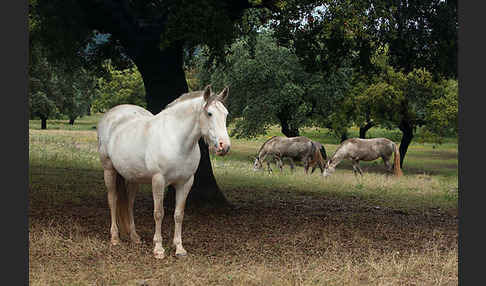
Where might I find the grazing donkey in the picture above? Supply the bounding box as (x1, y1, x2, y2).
(97, 85, 231, 259)
(323, 138, 403, 177)
(253, 136, 324, 174)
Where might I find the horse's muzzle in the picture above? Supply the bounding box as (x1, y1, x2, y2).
(215, 143, 230, 156)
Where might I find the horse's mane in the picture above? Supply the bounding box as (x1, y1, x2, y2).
(257, 136, 278, 157)
(164, 91, 204, 110)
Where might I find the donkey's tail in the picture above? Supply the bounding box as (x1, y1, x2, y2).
(393, 144, 403, 177)
(310, 142, 326, 174)
(319, 145, 327, 161)
(115, 172, 131, 236)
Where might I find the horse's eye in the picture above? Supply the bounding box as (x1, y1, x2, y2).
(207, 112, 212, 117)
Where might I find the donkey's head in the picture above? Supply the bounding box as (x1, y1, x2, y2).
(252, 156, 263, 171)
(322, 159, 335, 177)
(200, 85, 231, 156)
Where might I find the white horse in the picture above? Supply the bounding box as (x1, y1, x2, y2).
(97, 85, 231, 259)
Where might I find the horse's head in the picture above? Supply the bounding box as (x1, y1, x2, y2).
(200, 85, 231, 156)
(322, 159, 335, 177)
(252, 156, 262, 171)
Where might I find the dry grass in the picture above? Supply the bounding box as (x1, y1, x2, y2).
(29, 123, 457, 286)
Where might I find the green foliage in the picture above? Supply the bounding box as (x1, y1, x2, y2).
(358, 66, 438, 131)
(425, 79, 458, 138)
(57, 68, 97, 122)
(197, 32, 312, 138)
(92, 62, 146, 112)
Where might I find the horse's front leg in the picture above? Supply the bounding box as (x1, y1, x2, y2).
(151, 173, 166, 259)
(172, 175, 194, 257)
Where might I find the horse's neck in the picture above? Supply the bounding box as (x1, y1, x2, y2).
(330, 149, 345, 167)
(153, 98, 203, 151)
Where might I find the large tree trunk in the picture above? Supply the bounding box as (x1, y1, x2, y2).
(340, 130, 348, 143)
(281, 120, 300, 137)
(40, 116, 47, 130)
(359, 121, 374, 139)
(398, 120, 414, 168)
(133, 43, 229, 208)
(278, 112, 299, 137)
(69, 118, 75, 125)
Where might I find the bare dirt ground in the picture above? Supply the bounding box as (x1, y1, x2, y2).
(29, 171, 457, 286)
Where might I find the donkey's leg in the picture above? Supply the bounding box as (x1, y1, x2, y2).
(126, 182, 141, 244)
(152, 173, 166, 259)
(172, 176, 194, 257)
(275, 155, 284, 172)
(352, 160, 363, 176)
(104, 169, 120, 245)
(382, 156, 393, 174)
(266, 160, 273, 174)
(304, 157, 310, 174)
(288, 158, 295, 172)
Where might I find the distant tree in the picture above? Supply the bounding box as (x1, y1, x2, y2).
(197, 31, 353, 140)
(359, 66, 440, 167)
(29, 46, 62, 129)
(58, 68, 97, 125)
(199, 32, 310, 138)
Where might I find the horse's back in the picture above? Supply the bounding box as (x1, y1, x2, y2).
(97, 105, 153, 158)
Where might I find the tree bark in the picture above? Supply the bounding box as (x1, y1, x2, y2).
(278, 112, 299, 137)
(281, 121, 300, 137)
(398, 120, 414, 168)
(132, 43, 229, 208)
(340, 131, 348, 143)
(359, 121, 374, 139)
(40, 116, 47, 130)
(69, 118, 75, 125)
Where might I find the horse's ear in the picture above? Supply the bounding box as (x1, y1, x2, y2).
(203, 85, 212, 101)
(218, 86, 229, 102)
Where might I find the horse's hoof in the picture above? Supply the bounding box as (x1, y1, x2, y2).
(111, 239, 121, 246)
(154, 251, 166, 259)
(153, 248, 166, 259)
(175, 252, 188, 259)
(131, 234, 142, 244)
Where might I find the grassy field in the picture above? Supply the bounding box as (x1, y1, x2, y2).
(29, 114, 458, 285)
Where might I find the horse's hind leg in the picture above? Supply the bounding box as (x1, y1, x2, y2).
(126, 182, 141, 244)
(172, 175, 194, 257)
(151, 173, 167, 259)
(104, 169, 120, 245)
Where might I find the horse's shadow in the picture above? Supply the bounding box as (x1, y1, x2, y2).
(29, 165, 457, 259)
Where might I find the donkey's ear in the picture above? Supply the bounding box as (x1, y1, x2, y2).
(218, 86, 229, 102)
(203, 85, 212, 101)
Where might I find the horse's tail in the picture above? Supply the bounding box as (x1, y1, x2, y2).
(393, 144, 403, 177)
(115, 172, 131, 236)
